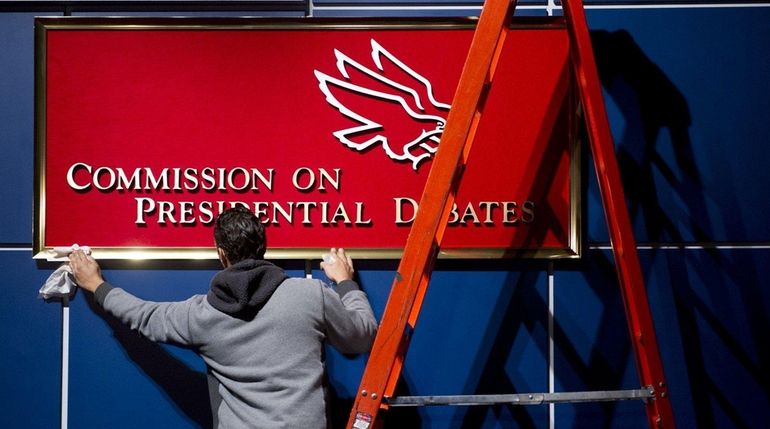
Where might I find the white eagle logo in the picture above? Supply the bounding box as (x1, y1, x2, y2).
(314, 39, 451, 170)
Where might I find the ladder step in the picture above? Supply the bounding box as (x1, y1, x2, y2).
(386, 388, 654, 407)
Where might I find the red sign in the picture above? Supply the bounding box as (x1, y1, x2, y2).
(35, 17, 581, 259)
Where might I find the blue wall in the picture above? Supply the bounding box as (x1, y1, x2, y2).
(2, 2, 769, 428)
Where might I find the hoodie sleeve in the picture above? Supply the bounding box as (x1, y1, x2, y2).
(322, 280, 378, 354)
(95, 282, 201, 346)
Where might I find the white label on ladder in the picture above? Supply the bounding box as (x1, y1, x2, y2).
(352, 411, 372, 429)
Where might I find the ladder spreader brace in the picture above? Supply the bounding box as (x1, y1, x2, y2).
(346, 0, 676, 428)
(386, 388, 655, 407)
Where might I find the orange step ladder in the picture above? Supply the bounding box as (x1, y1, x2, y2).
(346, 0, 676, 428)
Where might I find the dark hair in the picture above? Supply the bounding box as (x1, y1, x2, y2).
(214, 206, 266, 263)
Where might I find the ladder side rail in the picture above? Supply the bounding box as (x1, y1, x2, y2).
(346, 1, 515, 427)
(560, 0, 676, 427)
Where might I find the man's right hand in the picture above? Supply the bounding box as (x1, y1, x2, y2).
(320, 248, 354, 283)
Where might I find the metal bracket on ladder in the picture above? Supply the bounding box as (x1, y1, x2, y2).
(346, 0, 677, 427)
(387, 387, 655, 407)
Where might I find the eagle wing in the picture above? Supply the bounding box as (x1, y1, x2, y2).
(314, 39, 450, 169)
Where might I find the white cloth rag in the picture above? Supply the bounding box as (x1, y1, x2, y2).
(39, 244, 92, 299)
(45, 243, 91, 262)
(39, 264, 76, 299)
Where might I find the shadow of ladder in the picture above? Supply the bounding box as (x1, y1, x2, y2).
(345, 0, 677, 428)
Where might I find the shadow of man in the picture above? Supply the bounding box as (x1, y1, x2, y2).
(84, 292, 214, 428)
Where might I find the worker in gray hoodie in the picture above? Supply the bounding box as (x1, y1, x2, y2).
(68, 205, 378, 428)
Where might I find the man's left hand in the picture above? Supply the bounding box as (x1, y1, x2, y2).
(68, 250, 105, 293)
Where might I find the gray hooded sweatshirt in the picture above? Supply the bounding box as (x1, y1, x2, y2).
(93, 259, 377, 428)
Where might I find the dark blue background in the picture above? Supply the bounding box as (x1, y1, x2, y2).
(1, 2, 768, 427)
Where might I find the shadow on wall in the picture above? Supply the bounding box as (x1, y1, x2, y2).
(590, 29, 698, 243)
(591, 29, 770, 428)
(455, 269, 549, 429)
(84, 294, 214, 428)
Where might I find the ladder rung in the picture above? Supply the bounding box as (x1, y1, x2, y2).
(386, 388, 655, 407)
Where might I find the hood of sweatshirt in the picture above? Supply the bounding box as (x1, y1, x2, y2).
(206, 259, 289, 320)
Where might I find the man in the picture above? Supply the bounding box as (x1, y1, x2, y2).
(69, 206, 378, 428)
